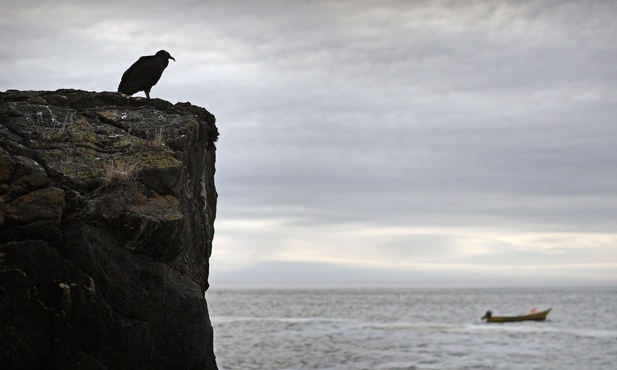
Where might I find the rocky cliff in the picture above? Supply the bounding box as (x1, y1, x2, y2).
(0, 89, 219, 369)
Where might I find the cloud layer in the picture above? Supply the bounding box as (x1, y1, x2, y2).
(2, 0, 616, 286)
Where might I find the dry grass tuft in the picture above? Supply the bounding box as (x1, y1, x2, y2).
(101, 159, 141, 186)
(32, 111, 74, 142)
(128, 127, 166, 152)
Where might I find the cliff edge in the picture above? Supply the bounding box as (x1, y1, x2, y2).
(0, 89, 218, 369)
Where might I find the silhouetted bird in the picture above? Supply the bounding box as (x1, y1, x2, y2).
(118, 50, 175, 99)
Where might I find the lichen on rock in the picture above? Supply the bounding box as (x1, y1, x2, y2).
(0, 89, 219, 369)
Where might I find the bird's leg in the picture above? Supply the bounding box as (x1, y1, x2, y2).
(144, 89, 151, 99)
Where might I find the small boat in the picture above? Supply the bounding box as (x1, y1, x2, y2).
(482, 308, 551, 323)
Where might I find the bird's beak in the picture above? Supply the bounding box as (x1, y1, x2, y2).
(170, 56, 176, 62)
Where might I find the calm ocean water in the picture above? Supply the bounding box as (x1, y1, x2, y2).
(206, 287, 617, 370)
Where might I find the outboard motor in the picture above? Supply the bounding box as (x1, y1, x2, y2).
(482, 310, 492, 320)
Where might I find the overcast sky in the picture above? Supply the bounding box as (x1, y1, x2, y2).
(2, 0, 616, 288)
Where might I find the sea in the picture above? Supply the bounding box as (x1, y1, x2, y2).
(206, 287, 617, 370)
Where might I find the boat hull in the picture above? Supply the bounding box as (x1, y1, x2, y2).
(485, 308, 551, 323)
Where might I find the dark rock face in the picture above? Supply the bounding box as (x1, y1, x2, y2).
(0, 90, 218, 369)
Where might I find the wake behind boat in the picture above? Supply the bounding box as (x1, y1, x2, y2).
(482, 308, 551, 323)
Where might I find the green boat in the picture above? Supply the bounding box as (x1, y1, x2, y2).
(482, 308, 551, 323)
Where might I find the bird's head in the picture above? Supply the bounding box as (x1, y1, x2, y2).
(156, 50, 175, 62)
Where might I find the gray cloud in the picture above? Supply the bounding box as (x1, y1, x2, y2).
(2, 0, 616, 286)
